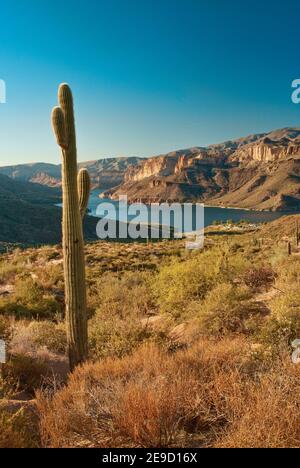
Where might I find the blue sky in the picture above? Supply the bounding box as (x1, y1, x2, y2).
(0, 0, 299, 165)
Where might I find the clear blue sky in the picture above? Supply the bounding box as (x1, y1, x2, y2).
(0, 0, 299, 165)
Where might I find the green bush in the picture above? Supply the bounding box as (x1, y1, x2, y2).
(152, 247, 248, 319)
(88, 272, 156, 359)
(0, 316, 11, 341)
(0, 278, 62, 319)
(3, 354, 48, 394)
(258, 289, 300, 352)
(151, 248, 236, 319)
(196, 283, 254, 335)
(255, 256, 300, 353)
(27, 321, 67, 354)
(89, 312, 153, 360)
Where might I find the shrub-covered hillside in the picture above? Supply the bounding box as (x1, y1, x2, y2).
(1, 218, 300, 448)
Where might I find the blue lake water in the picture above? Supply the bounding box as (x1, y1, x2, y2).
(87, 189, 292, 229)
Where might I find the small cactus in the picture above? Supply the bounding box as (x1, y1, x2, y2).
(51, 83, 91, 370)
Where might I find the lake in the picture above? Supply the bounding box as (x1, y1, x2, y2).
(87, 189, 292, 229)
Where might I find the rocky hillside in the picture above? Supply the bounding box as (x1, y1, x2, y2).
(103, 128, 300, 211)
(2, 128, 300, 211)
(0, 174, 97, 245)
(0, 157, 142, 189)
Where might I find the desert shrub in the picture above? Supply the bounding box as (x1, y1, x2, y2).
(151, 248, 226, 318)
(0, 409, 39, 448)
(3, 354, 48, 394)
(37, 338, 250, 448)
(0, 256, 25, 284)
(88, 271, 153, 317)
(0, 277, 62, 319)
(37, 337, 300, 449)
(0, 315, 11, 341)
(242, 266, 276, 291)
(27, 322, 67, 354)
(274, 255, 300, 284)
(88, 272, 156, 359)
(257, 289, 300, 352)
(229, 242, 243, 253)
(36, 264, 63, 290)
(256, 256, 300, 353)
(89, 310, 152, 360)
(195, 283, 259, 335)
(215, 358, 300, 448)
(152, 246, 255, 319)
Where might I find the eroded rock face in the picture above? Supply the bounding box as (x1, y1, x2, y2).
(125, 155, 180, 182)
(30, 172, 61, 187)
(107, 128, 300, 210)
(231, 139, 300, 163)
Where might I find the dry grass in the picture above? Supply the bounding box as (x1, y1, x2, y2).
(35, 338, 249, 448)
(216, 358, 300, 448)
(36, 339, 300, 448)
(0, 408, 39, 448)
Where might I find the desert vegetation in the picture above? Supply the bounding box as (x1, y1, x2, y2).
(52, 83, 91, 369)
(1, 217, 300, 447)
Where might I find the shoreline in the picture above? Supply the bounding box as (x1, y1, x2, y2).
(93, 191, 297, 215)
(204, 203, 253, 212)
(93, 188, 300, 216)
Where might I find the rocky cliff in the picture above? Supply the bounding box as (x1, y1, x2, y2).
(103, 128, 300, 211)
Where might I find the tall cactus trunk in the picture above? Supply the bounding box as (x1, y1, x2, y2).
(52, 84, 90, 370)
(61, 152, 88, 370)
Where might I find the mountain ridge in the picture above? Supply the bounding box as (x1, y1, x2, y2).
(0, 157, 143, 189)
(1, 127, 300, 211)
(103, 127, 300, 211)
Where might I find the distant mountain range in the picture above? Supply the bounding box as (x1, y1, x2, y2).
(0, 157, 142, 189)
(1, 128, 300, 216)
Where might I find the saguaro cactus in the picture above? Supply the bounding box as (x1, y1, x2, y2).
(51, 83, 91, 370)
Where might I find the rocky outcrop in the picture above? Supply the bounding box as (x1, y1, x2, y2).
(105, 128, 300, 211)
(231, 138, 300, 163)
(125, 155, 180, 182)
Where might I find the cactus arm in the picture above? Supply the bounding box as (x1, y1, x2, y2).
(51, 107, 67, 149)
(78, 168, 91, 219)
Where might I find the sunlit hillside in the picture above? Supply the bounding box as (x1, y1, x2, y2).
(1, 217, 300, 448)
